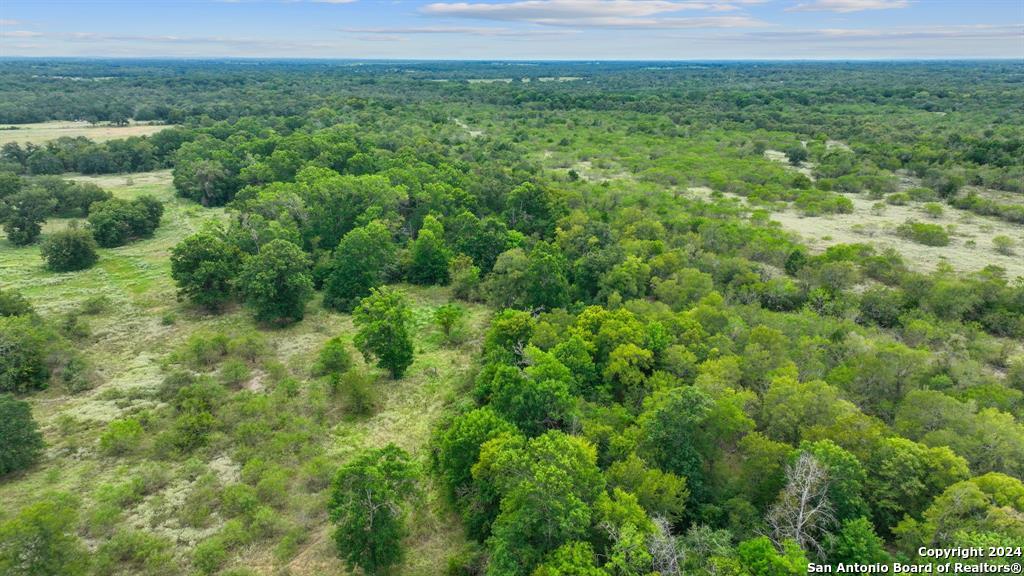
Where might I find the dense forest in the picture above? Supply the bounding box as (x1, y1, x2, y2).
(1, 60, 1023, 576)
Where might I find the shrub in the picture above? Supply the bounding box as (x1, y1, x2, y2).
(0, 495, 89, 575)
(314, 336, 353, 377)
(886, 192, 910, 206)
(92, 529, 176, 576)
(993, 235, 1016, 256)
(449, 254, 481, 301)
(338, 368, 378, 416)
(435, 303, 468, 345)
(0, 287, 33, 317)
(0, 394, 44, 475)
(193, 537, 227, 575)
(99, 418, 144, 456)
(218, 358, 251, 387)
(896, 219, 949, 247)
(921, 202, 944, 218)
(40, 222, 99, 272)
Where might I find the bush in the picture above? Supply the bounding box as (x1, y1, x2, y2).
(993, 235, 1016, 256)
(193, 537, 228, 575)
(435, 303, 468, 345)
(338, 369, 378, 416)
(0, 394, 45, 475)
(314, 336, 353, 377)
(40, 222, 99, 272)
(218, 358, 251, 386)
(922, 202, 944, 218)
(0, 287, 33, 317)
(98, 418, 144, 456)
(896, 219, 949, 247)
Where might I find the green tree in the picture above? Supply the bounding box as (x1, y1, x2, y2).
(505, 182, 562, 237)
(478, 431, 605, 576)
(0, 494, 90, 576)
(489, 366, 574, 437)
(323, 220, 396, 312)
(353, 287, 415, 379)
(2, 188, 55, 245)
(236, 239, 312, 324)
(827, 517, 890, 564)
(170, 231, 242, 311)
(0, 394, 44, 476)
(39, 222, 98, 272)
(736, 536, 808, 576)
(408, 215, 450, 285)
(434, 407, 516, 504)
(531, 541, 605, 576)
(86, 196, 163, 247)
(329, 445, 418, 576)
(606, 453, 689, 522)
(0, 315, 51, 393)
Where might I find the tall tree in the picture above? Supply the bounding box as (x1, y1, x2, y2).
(353, 287, 415, 379)
(236, 239, 312, 324)
(329, 445, 418, 575)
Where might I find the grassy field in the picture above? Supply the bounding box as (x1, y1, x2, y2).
(0, 170, 479, 575)
(0, 120, 171, 145)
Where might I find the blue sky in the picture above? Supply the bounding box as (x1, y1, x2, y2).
(1, 0, 1021, 59)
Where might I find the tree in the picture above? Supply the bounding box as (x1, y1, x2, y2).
(799, 440, 869, 523)
(0, 315, 51, 393)
(236, 239, 312, 324)
(637, 386, 715, 505)
(736, 536, 808, 576)
(39, 223, 98, 272)
(323, 220, 396, 312)
(0, 394, 44, 476)
(767, 453, 836, 558)
(827, 517, 889, 564)
(0, 494, 90, 576)
(86, 196, 163, 247)
(408, 215, 450, 285)
(434, 407, 516, 504)
(353, 287, 415, 379)
(477, 431, 604, 576)
(2, 188, 55, 245)
(505, 182, 562, 237)
(329, 445, 418, 575)
(532, 541, 605, 576)
(174, 158, 233, 206)
(523, 241, 571, 310)
(785, 145, 808, 165)
(606, 453, 689, 522)
(170, 231, 242, 310)
(489, 366, 574, 437)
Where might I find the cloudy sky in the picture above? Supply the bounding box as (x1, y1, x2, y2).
(1, 0, 1021, 59)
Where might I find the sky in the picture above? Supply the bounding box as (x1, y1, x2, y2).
(1, 0, 1022, 60)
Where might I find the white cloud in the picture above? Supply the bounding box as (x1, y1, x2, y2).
(421, 0, 766, 27)
(340, 26, 578, 36)
(2, 30, 42, 38)
(0, 19, 23, 26)
(787, 0, 910, 13)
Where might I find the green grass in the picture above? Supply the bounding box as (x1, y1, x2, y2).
(0, 170, 480, 575)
